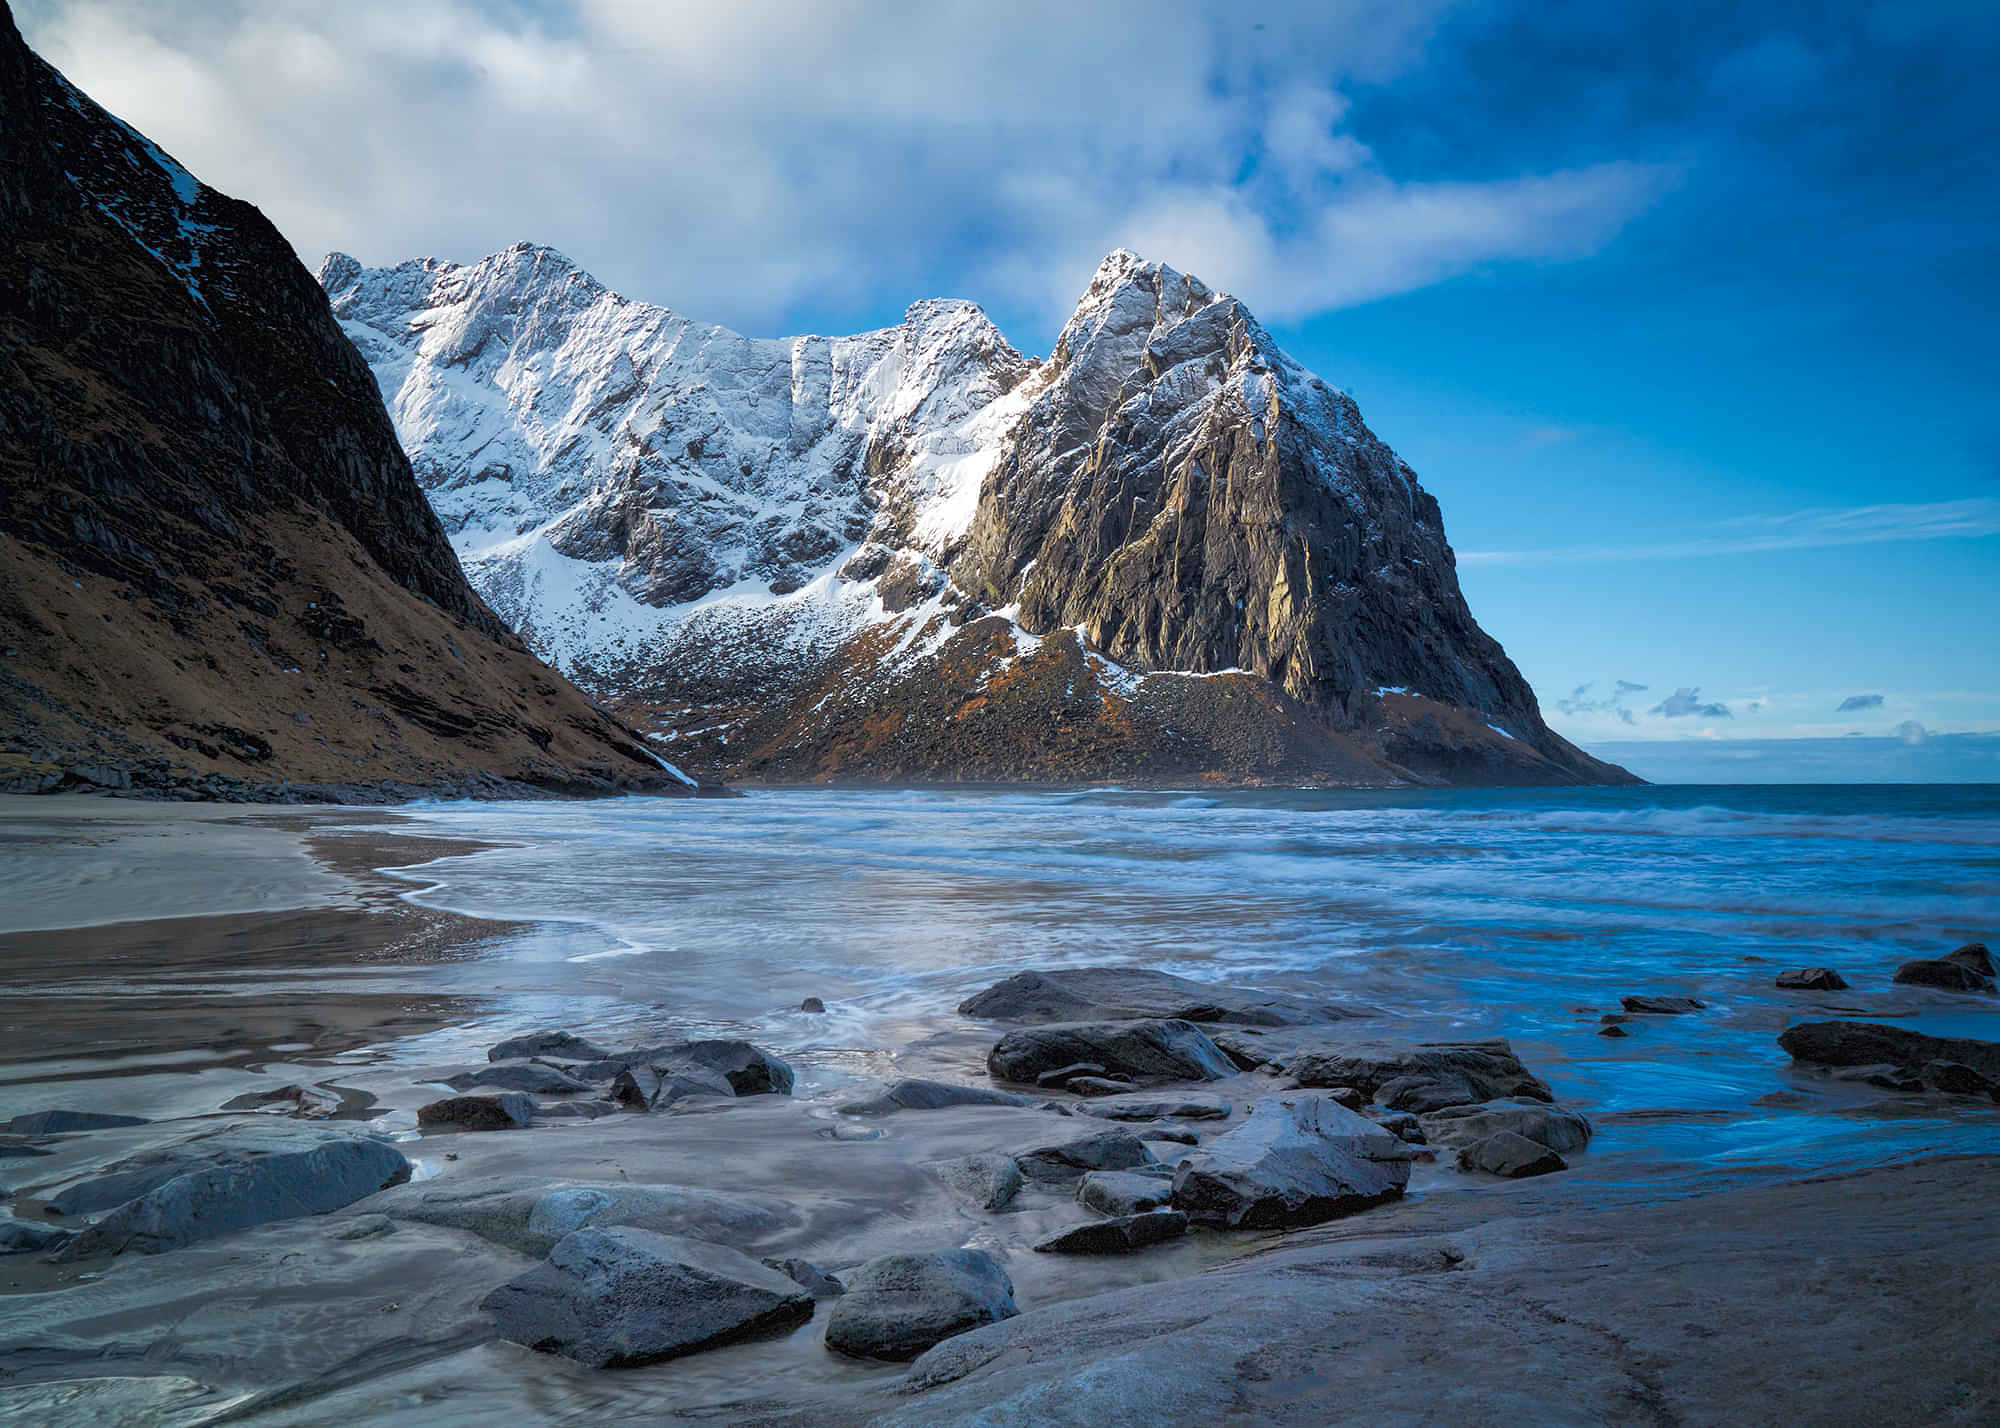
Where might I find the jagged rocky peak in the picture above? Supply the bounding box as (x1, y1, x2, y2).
(327, 238, 1633, 788)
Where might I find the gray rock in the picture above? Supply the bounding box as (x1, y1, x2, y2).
(328, 1213, 398, 1241)
(959, 967, 1351, 1028)
(0, 1219, 72, 1253)
(824, 1249, 1019, 1362)
(1776, 967, 1849, 991)
(1919, 1060, 1999, 1097)
(57, 1126, 411, 1256)
(219, 1083, 345, 1118)
(763, 1256, 845, 1297)
(1286, 1039, 1553, 1112)
(1420, 1100, 1593, 1155)
(836, 1079, 1038, 1116)
(1063, 1075, 1139, 1097)
(1456, 1130, 1568, 1179)
(1074, 1091, 1231, 1122)
(1945, 942, 1994, 977)
(927, 1153, 1026, 1212)
(486, 1030, 612, 1063)
(612, 1062, 735, 1109)
(1012, 1126, 1158, 1183)
(1621, 995, 1707, 1015)
(448, 1062, 594, 1096)
(0, 1142, 52, 1159)
(1171, 1093, 1411, 1229)
(417, 1092, 537, 1130)
(1778, 1020, 2000, 1084)
(377, 1176, 800, 1257)
(988, 1019, 1237, 1086)
(801, 997, 827, 1013)
(1892, 959, 1995, 994)
(482, 1226, 813, 1368)
(1076, 1169, 1175, 1217)
(1598, 1024, 1629, 1038)
(1034, 1062, 1110, 1089)
(1143, 1128, 1201, 1148)
(7, 1110, 148, 1136)
(1035, 1210, 1189, 1255)
(1366, 1110, 1426, 1145)
(534, 1098, 619, 1120)
(1832, 1063, 1925, 1091)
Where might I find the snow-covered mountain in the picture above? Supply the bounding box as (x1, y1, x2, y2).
(322, 245, 1633, 787)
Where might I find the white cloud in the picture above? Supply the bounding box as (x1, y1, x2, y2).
(18, 0, 1671, 339)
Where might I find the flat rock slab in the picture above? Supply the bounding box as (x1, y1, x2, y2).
(1621, 995, 1707, 1014)
(1172, 1093, 1411, 1230)
(1778, 1020, 2000, 1084)
(1035, 1210, 1189, 1255)
(417, 1093, 536, 1131)
(927, 1154, 1026, 1211)
(7, 1110, 149, 1136)
(1011, 1127, 1158, 1183)
(57, 1125, 411, 1256)
(1076, 1169, 1175, 1216)
(1420, 1100, 1592, 1154)
(824, 1249, 1019, 1362)
(958, 967, 1356, 1028)
(837, 1080, 1039, 1116)
(1075, 1092, 1231, 1122)
(447, 1063, 593, 1096)
(1456, 1130, 1568, 1179)
(487, 1030, 612, 1063)
(482, 1225, 813, 1368)
(1286, 1039, 1554, 1113)
(1775, 967, 1849, 991)
(988, 1019, 1237, 1086)
(378, 1176, 801, 1257)
(1892, 960, 1996, 994)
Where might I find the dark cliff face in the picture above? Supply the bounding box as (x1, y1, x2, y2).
(0, 4, 687, 798)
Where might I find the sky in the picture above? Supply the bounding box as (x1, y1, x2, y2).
(18, 0, 1999, 782)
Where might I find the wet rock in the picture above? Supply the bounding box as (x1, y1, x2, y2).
(1063, 1076, 1138, 1097)
(417, 1093, 537, 1131)
(1012, 1126, 1158, 1183)
(1076, 1170, 1175, 1216)
(1367, 1110, 1426, 1145)
(1598, 1024, 1629, 1038)
(219, 1084, 344, 1118)
(1035, 1210, 1189, 1255)
(534, 1099, 619, 1120)
(1621, 996, 1707, 1015)
(927, 1153, 1026, 1211)
(801, 997, 827, 1013)
(379, 1176, 800, 1257)
(1075, 1092, 1230, 1122)
(1035, 1062, 1109, 1089)
(1286, 1040, 1553, 1113)
(0, 1142, 53, 1159)
(764, 1256, 845, 1297)
(612, 1063, 735, 1110)
(988, 1019, 1237, 1086)
(7, 1110, 148, 1136)
(448, 1063, 594, 1096)
(1456, 1130, 1568, 1179)
(1832, 1064, 1925, 1092)
(584, 1039, 796, 1095)
(487, 1030, 612, 1063)
(58, 1126, 411, 1256)
(824, 1249, 1019, 1362)
(1420, 1100, 1593, 1155)
(328, 1213, 398, 1241)
(0, 1219, 72, 1254)
(1945, 943, 1994, 978)
(1776, 968, 1849, 991)
(1892, 960, 1996, 994)
(1144, 1128, 1201, 1149)
(1919, 1061, 1999, 1098)
(1779, 1021, 2000, 1084)
(1170, 1094, 1411, 1230)
(837, 1080, 1038, 1116)
(958, 966, 1354, 1028)
(482, 1226, 813, 1368)
(1599, 1013, 1631, 1025)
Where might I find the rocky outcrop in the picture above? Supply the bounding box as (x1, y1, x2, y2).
(1779, 1021, 2000, 1084)
(0, 7, 696, 801)
(1893, 959, 1995, 994)
(1169, 1094, 1411, 1229)
(327, 240, 1636, 790)
(824, 1250, 1020, 1362)
(1285, 1039, 1554, 1112)
(1034, 1210, 1189, 1255)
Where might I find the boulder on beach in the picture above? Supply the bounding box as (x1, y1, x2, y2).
(1286, 1040, 1553, 1113)
(579, 1039, 796, 1096)
(612, 1062, 735, 1110)
(487, 1030, 612, 1064)
(988, 1019, 1237, 1086)
(482, 1225, 814, 1368)
(56, 1125, 411, 1257)
(958, 966, 1356, 1028)
(1945, 943, 1994, 978)
(800, 997, 827, 1013)
(1074, 1092, 1231, 1122)
(1420, 1100, 1593, 1155)
(1919, 1061, 1999, 1098)
(1776, 968, 1849, 992)
(449, 1063, 594, 1096)
(1621, 995, 1707, 1015)
(1456, 1130, 1568, 1179)
(927, 1153, 1026, 1211)
(1076, 1169, 1175, 1217)
(1777, 1020, 2000, 1084)
(1035, 1210, 1189, 1255)
(7, 1110, 148, 1136)
(418, 1093, 537, 1131)
(836, 1080, 1039, 1116)
(1170, 1093, 1412, 1230)
(377, 1175, 802, 1257)
(1892, 959, 1996, 994)
(1012, 1126, 1158, 1183)
(823, 1249, 1019, 1361)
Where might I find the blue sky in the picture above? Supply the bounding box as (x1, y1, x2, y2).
(21, 0, 1998, 781)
